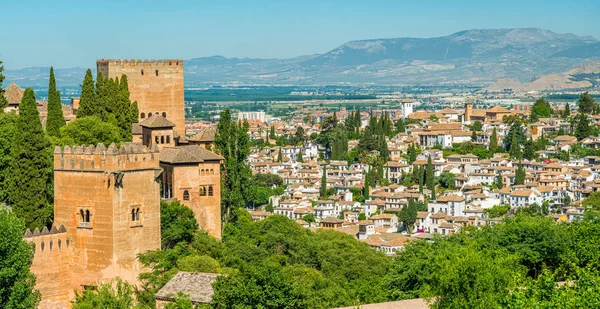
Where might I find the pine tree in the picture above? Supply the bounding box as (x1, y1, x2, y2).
(426, 156, 435, 200)
(0, 60, 8, 110)
(76, 69, 98, 118)
(46, 67, 66, 137)
(489, 127, 498, 153)
(6, 88, 53, 229)
(320, 167, 328, 199)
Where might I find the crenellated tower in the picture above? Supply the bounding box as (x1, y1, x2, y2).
(96, 59, 185, 137)
(30, 142, 163, 308)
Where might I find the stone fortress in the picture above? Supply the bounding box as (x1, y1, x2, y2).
(23, 59, 223, 309)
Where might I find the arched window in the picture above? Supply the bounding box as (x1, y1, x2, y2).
(208, 186, 214, 196)
(161, 136, 165, 144)
(155, 136, 159, 144)
(200, 169, 205, 176)
(80, 209, 85, 223)
(58, 239, 62, 249)
(131, 209, 136, 222)
(183, 190, 190, 201)
(136, 208, 140, 221)
(166, 135, 171, 144)
(140, 112, 146, 119)
(141, 69, 144, 75)
(210, 169, 214, 175)
(85, 210, 90, 223)
(49, 240, 53, 250)
(149, 112, 153, 117)
(156, 69, 159, 76)
(200, 187, 206, 196)
(162, 112, 167, 117)
(41, 241, 45, 252)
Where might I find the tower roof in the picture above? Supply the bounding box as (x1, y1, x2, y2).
(4, 82, 24, 105)
(140, 114, 175, 129)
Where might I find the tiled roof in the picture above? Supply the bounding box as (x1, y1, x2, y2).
(140, 114, 175, 128)
(160, 145, 224, 164)
(4, 82, 24, 105)
(155, 272, 219, 304)
(189, 127, 216, 142)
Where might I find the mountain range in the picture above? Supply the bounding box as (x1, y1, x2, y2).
(5, 28, 600, 88)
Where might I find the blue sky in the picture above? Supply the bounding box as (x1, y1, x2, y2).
(1, 0, 599, 69)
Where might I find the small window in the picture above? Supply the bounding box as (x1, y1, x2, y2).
(155, 69, 159, 76)
(208, 186, 214, 196)
(141, 69, 144, 75)
(85, 210, 90, 223)
(183, 190, 190, 201)
(140, 112, 145, 119)
(50, 240, 53, 250)
(161, 136, 165, 144)
(155, 136, 159, 144)
(200, 169, 205, 176)
(200, 187, 206, 196)
(210, 169, 214, 175)
(162, 112, 167, 118)
(166, 135, 171, 144)
(41, 241, 45, 252)
(58, 239, 62, 249)
(131, 209, 136, 222)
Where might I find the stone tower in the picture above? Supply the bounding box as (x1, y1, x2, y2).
(464, 101, 473, 123)
(96, 59, 186, 137)
(401, 98, 413, 119)
(52, 143, 162, 289)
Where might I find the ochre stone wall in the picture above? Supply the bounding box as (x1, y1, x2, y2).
(161, 161, 222, 239)
(97, 59, 186, 137)
(29, 143, 163, 308)
(26, 231, 74, 309)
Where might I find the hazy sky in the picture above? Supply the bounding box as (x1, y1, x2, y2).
(1, 0, 599, 69)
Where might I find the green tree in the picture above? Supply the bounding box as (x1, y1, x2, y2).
(76, 69, 98, 118)
(399, 199, 418, 233)
(277, 147, 283, 162)
(164, 292, 195, 309)
(72, 278, 137, 309)
(509, 129, 522, 159)
(364, 169, 370, 199)
(523, 137, 536, 160)
(320, 167, 328, 199)
(215, 109, 252, 223)
(574, 113, 592, 141)
(0, 60, 8, 110)
(426, 156, 435, 199)
(471, 120, 483, 132)
(129, 101, 139, 124)
(515, 161, 526, 185)
(437, 172, 456, 189)
(297, 150, 304, 163)
(504, 121, 526, 153)
(578, 92, 596, 114)
(269, 126, 276, 140)
(489, 127, 499, 153)
(497, 172, 504, 189)
(58, 116, 121, 146)
(0, 210, 41, 308)
(160, 200, 199, 249)
(294, 127, 305, 145)
(396, 118, 406, 133)
(583, 191, 600, 210)
(530, 97, 552, 121)
(45, 67, 66, 137)
(6, 89, 53, 229)
(563, 102, 571, 118)
(0, 113, 17, 202)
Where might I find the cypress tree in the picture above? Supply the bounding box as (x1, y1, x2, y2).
(46, 67, 66, 137)
(277, 147, 283, 162)
(130, 101, 139, 124)
(412, 165, 420, 185)
(418, 165, 424, 194)
(509, 130, 522, 159)
(297, 149, 304, 163)
(364, 168, 370, 199)
(76, 69, 97, 118)
(6, 88, 53, 229)
(426, 156, 435, 200)
(320, 167, 328, 199)
(497, 172, 503, 189)
(564, 103, 571, 118)
(0, 60, 8, 110)
(523, 137, 536, 160)
(269, 126, 276, 140)
(515, 161, 526, 185)
(489, 127, 498, 153)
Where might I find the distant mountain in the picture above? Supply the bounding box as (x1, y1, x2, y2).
(5, 28, 600, 87)
(485, 60, 600, 92)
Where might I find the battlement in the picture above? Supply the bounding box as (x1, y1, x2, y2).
(54, 142, 160, 172)
(24, 225, 70, 254)
(97, 59, 183, 69)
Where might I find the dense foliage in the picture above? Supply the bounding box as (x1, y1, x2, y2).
(0, 210, 40, 308)
(57, 116, 122, 146)
(137, 211, 392, 308)
(0, 60, 7, 109)
(160, 200, 199, 250)
(385, 213, 600, 308)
